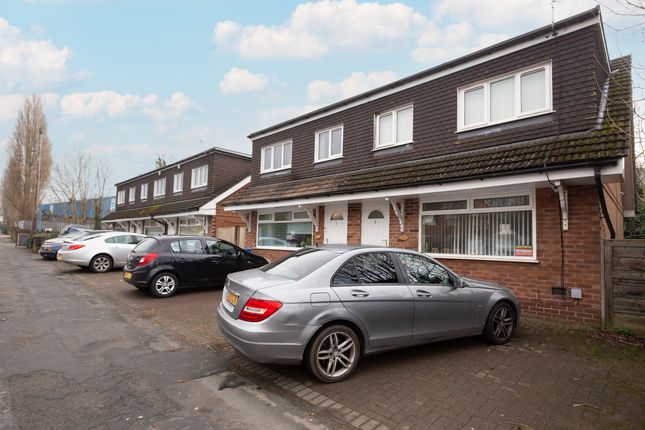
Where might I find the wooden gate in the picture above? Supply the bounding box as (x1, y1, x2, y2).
(602, 239, 645, 331)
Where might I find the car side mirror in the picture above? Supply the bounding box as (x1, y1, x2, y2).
(454, 277, 466, 288)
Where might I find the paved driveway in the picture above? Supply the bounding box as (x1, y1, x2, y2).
(53, 256, 645, 430)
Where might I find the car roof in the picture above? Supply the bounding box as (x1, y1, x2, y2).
(313, 245, 426, 254)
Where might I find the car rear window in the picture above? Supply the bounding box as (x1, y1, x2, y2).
(133, 237, 158, 253)
(261, 248, 339, 280)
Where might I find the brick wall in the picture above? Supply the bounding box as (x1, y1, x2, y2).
(348, 203, 362, 245)
(436, 186, 602, 325)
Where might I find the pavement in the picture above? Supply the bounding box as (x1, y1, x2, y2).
(2, 237, 644, 429)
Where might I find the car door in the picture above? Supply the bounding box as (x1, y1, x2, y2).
(331, 252, 413, 348)
(105, 235, 134, 265)
(168, 239, 209, 286)
(395, 252, 476, 341)
(204, 239, 241, 285)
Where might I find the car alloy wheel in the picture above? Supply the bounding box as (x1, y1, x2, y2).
(90, 255, 113, 273)
(308, 325, 360, 383)
(151, 273, 178, 298)
(484, 302, 515, 344)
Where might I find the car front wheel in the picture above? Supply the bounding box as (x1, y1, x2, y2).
(150, 273, 178, 298)
(307, 325, 360, 383)
(483, 302, 516, 344)
(90, 254, 113, 273)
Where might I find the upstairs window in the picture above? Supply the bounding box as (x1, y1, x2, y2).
(191, 165, 208, 189)
(315, 125, 343, 162)
(128, 186, 136, 203)
(458, 62, 551, 131)
(117, 190, 125, 205)
(140, 183, 148, 201)
(375, 105, 413, 149)
(154, 177, 166, 198)
(261, 140, 292, 173)
(173, 172, 184, 193)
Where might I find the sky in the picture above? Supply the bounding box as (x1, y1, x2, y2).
(0, 0, 642, 197)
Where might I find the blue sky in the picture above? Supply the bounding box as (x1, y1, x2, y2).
(0, 0, 642, 195)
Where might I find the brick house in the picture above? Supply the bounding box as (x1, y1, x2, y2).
(102, 147, 251, 243)
(223, 7, 635, 324)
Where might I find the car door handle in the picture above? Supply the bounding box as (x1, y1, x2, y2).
(417, 290, 432, 297)
(350, 290, 369, 297)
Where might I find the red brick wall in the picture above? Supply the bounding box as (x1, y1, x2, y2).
(436, 186, 602, 325)
(208, 202, 247, 237)
(348, 203, 362, 245)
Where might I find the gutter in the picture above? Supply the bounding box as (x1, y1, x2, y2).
(150, 216, 169, 234)
(594, 166, 616, 239)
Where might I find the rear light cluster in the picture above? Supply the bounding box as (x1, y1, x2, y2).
(68, 244, 85, 251)
(136, 253, 158, 267)
(239, 298, 283, 322)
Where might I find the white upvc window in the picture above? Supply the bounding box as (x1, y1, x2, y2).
(173, 172, 184, 193)
(457, 62, 552, 131)
(117, 190, 125, 205)
(154, 177, 166, 198)
(374, 105, 413, 150)
(420, 192, 536, 261)
(191, 165, 208, 189)
(140, 183, 148, 201)
(315, 125, 343, 162)
(261, 140, 292, 173)
(257, 209, 313, 249)
(128, 186, 136, 203)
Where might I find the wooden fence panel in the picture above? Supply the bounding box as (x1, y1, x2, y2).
(603, 239, 645, 330)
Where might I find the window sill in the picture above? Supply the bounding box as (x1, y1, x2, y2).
(173, 191, 183, 195)
(314, 155, 343, 164)
(428, 253, 539, 263)
(372, 141, 414, 152)
(191, 185, 207, 191)
(260, 168, 292, 177)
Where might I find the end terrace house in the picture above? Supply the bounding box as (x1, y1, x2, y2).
(102, 147, 251, 242)
(224, 7, 636, 325)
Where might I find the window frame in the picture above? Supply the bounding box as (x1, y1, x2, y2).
(260, 140, 292, 174)
(314, 125, 344, 163)
(173, 172, 184, 193)
(117, 190, 125, 205)
(256, 208, 313, 250)
(373, 104, 414, 150)
(457, 62, 553, 132)
(191, 165, 208, 189)
(153, 177, 166, 198)
(140, 183, 148, 201)
(418, 190, 537, 262)
(128, 186, 136, 203)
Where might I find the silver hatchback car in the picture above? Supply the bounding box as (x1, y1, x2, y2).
(218, 246, 520, 383)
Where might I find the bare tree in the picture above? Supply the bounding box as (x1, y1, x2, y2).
(92, 160, 111, 229)
(0, 95, 52, 231)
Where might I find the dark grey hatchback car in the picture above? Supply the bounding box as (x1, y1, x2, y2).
(219, 246, 521, 383)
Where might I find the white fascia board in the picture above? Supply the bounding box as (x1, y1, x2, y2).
(103, 216, 150, 223)
(224, 163, 624, 211)
(250, 16, 600, 141)
(200, 176, 251, 213)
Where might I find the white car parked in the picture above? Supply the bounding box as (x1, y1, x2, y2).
(57, 231, 146, 273)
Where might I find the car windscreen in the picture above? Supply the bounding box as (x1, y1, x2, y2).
(133, 237, 158, 253)
(260, 248, 339, 281)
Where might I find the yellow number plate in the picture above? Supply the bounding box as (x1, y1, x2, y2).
(226, 291, 239, 306)
(124, 272, 132, 280)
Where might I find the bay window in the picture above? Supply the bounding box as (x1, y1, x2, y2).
(458, 63, 551, 131)
(257, 210, 313, 248)
(261, 140, 292, 173)
(421, 193, 535, 259)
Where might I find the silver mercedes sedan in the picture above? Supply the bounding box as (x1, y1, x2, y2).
(218, 246, 520, 383)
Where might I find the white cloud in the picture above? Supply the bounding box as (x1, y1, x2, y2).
(219, 68, 268, 95)
(60, 91, 157, 118)
(259, 105, 320, 127)
(213, 0, 429, 59)
(0, 17, 71, 89)
(0, 92, 59, 121)
(308, 70, 398, 103)
(142, 92, 199, 123)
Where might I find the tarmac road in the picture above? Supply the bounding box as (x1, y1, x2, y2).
(0, 237, 327, 430)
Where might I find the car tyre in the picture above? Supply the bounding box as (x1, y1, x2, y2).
(89, 254, 113, 273)
(150, 273, 178, 298)
(483, 302, 516, 344)
(306, 325, 360, 383)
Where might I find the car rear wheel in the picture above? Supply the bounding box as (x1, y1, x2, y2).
(90, 254, 113, 273)
(307, 325, 360, 383)
(150, 273, 178, 298)
(483, 302, 516, 344)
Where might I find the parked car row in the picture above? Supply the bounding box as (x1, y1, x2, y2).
(38, 229, 520, 384)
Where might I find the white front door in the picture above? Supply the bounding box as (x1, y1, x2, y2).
(361, 200, 389, 246)
(324, 203, 347, 244)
